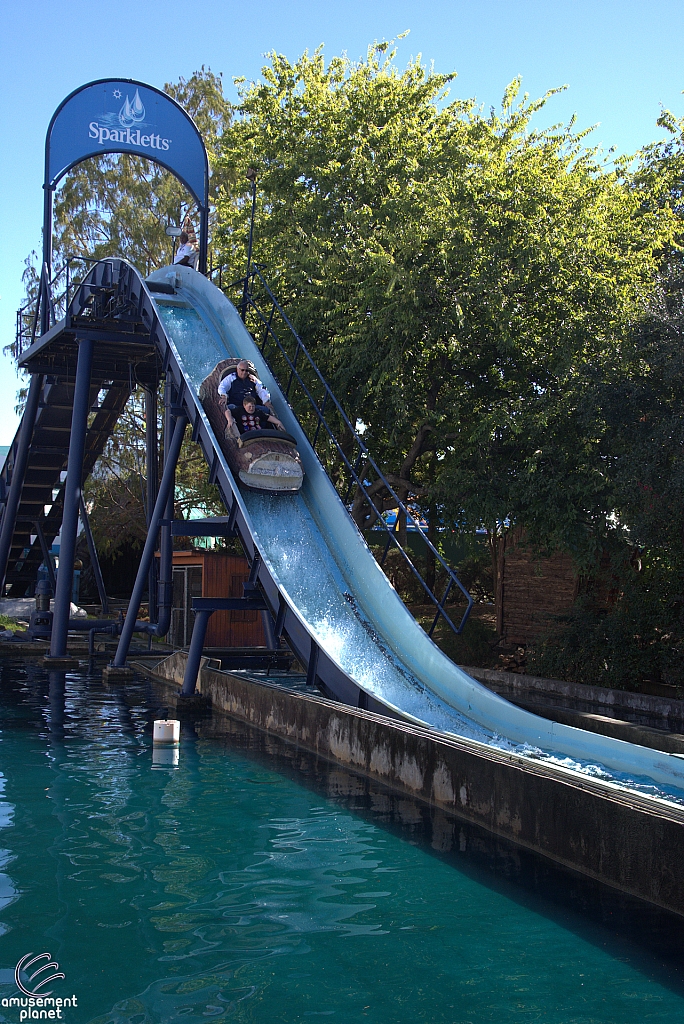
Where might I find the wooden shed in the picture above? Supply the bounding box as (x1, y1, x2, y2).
(169, 550, 265, 649)
(498, 528, 579, 646)
(497, 528, 617, 646)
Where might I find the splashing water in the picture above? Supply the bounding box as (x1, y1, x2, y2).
(157, 299, 684, 808)
(245, 491, 684, 807)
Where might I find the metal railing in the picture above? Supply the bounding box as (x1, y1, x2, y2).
(231, 265, 473, 638)
(15, 256, 101, 357)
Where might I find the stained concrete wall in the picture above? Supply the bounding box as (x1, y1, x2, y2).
(460, 667, 684, 755)
(464, 665, 684, 727)
(147, 653, 684, 917)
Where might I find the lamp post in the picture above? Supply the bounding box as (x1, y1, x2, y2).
(165, 224, 182, 263)
(241, 167, 258, 322)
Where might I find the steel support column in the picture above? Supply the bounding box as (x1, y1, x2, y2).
(274, 596, 287, 639)
(181, 594, 268, 696)
(156, 379, 176, 639)
(241, 170, 257, 321)
(0, 373, 44, 593)
(180, 610, 212, 696)
(41, 186, 54, 337)
(112, 412, 187, 667)
(261, 610, 277, 650)
(145, 386, 159, 624)
(79, 496, 108, 614)
(198, 207, 208, 276)
(306, 637, 319, 688)
(50, 339, 94, 657)
(35, 520, 57, 592)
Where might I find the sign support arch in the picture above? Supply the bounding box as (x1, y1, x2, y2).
(41, 78, 210, 333)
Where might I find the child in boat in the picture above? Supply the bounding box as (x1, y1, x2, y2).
(235, 395, 284, 436)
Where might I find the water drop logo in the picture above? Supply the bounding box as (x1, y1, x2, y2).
(87, 85, 171, 151)
(14, 953, 64, 997)
(118, 88, 146, 128)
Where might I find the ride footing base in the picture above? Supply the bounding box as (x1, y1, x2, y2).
(42, 656, 80, 670)
(176, 691, 211, 708)
(102, 664, 135, 682)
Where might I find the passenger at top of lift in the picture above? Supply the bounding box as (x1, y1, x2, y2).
(173, 232, 197, 268)
(219, 360, 273, 431)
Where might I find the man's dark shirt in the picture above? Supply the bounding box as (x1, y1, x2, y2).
(224, 376, 259, 407)
(219, 370, 270, 406)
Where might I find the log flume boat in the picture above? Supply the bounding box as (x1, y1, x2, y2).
(199, 358, 304, 493)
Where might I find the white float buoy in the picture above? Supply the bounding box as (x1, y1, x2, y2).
(153, 719, 180, 746)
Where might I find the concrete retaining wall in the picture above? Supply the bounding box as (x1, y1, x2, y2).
(463, 665, 684, 725)
(144, 653, 684, 917)
(458, 669, 684, 754)
(503, 702, 684, 754)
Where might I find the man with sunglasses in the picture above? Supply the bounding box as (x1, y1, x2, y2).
(219, 359, 274, 432)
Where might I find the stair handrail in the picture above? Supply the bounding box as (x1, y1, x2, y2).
(238, 265, 473, 638)
(14, 255, 103, 357)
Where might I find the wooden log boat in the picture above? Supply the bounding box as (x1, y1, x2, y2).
(198, 358, 304, 493)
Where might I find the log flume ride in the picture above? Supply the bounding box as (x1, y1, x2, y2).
(199, 357, 304, 493)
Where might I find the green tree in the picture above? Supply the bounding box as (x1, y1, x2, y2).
(527, 116, 684, 689)
(214, 43, 670, 625)
(84, 388, 226, 562)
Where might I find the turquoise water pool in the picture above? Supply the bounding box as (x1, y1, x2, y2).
(0, 661, 682, 1023)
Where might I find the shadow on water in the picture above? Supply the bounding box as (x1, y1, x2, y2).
(195, 714, 684, 999)
(1, 658, 684, 1011)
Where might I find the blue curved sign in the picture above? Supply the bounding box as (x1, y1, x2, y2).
(46, 78, 208, 208)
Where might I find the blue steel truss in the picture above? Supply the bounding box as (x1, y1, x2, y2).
(6, 257, 472, 695)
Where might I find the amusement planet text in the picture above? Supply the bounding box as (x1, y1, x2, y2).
(1, 995, 77, 1020)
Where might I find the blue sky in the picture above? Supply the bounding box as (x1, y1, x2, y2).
(1, 0, 683, 443)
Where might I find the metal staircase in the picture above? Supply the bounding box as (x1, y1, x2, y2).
(1, 378, 131, 596)
(1, 258, 164, 610)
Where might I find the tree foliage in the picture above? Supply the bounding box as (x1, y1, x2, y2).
(528, 118, 684, 688)
(84, 389, 225, 561)
(16, 43, 684, 686)
(214, 43, 672, 629)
